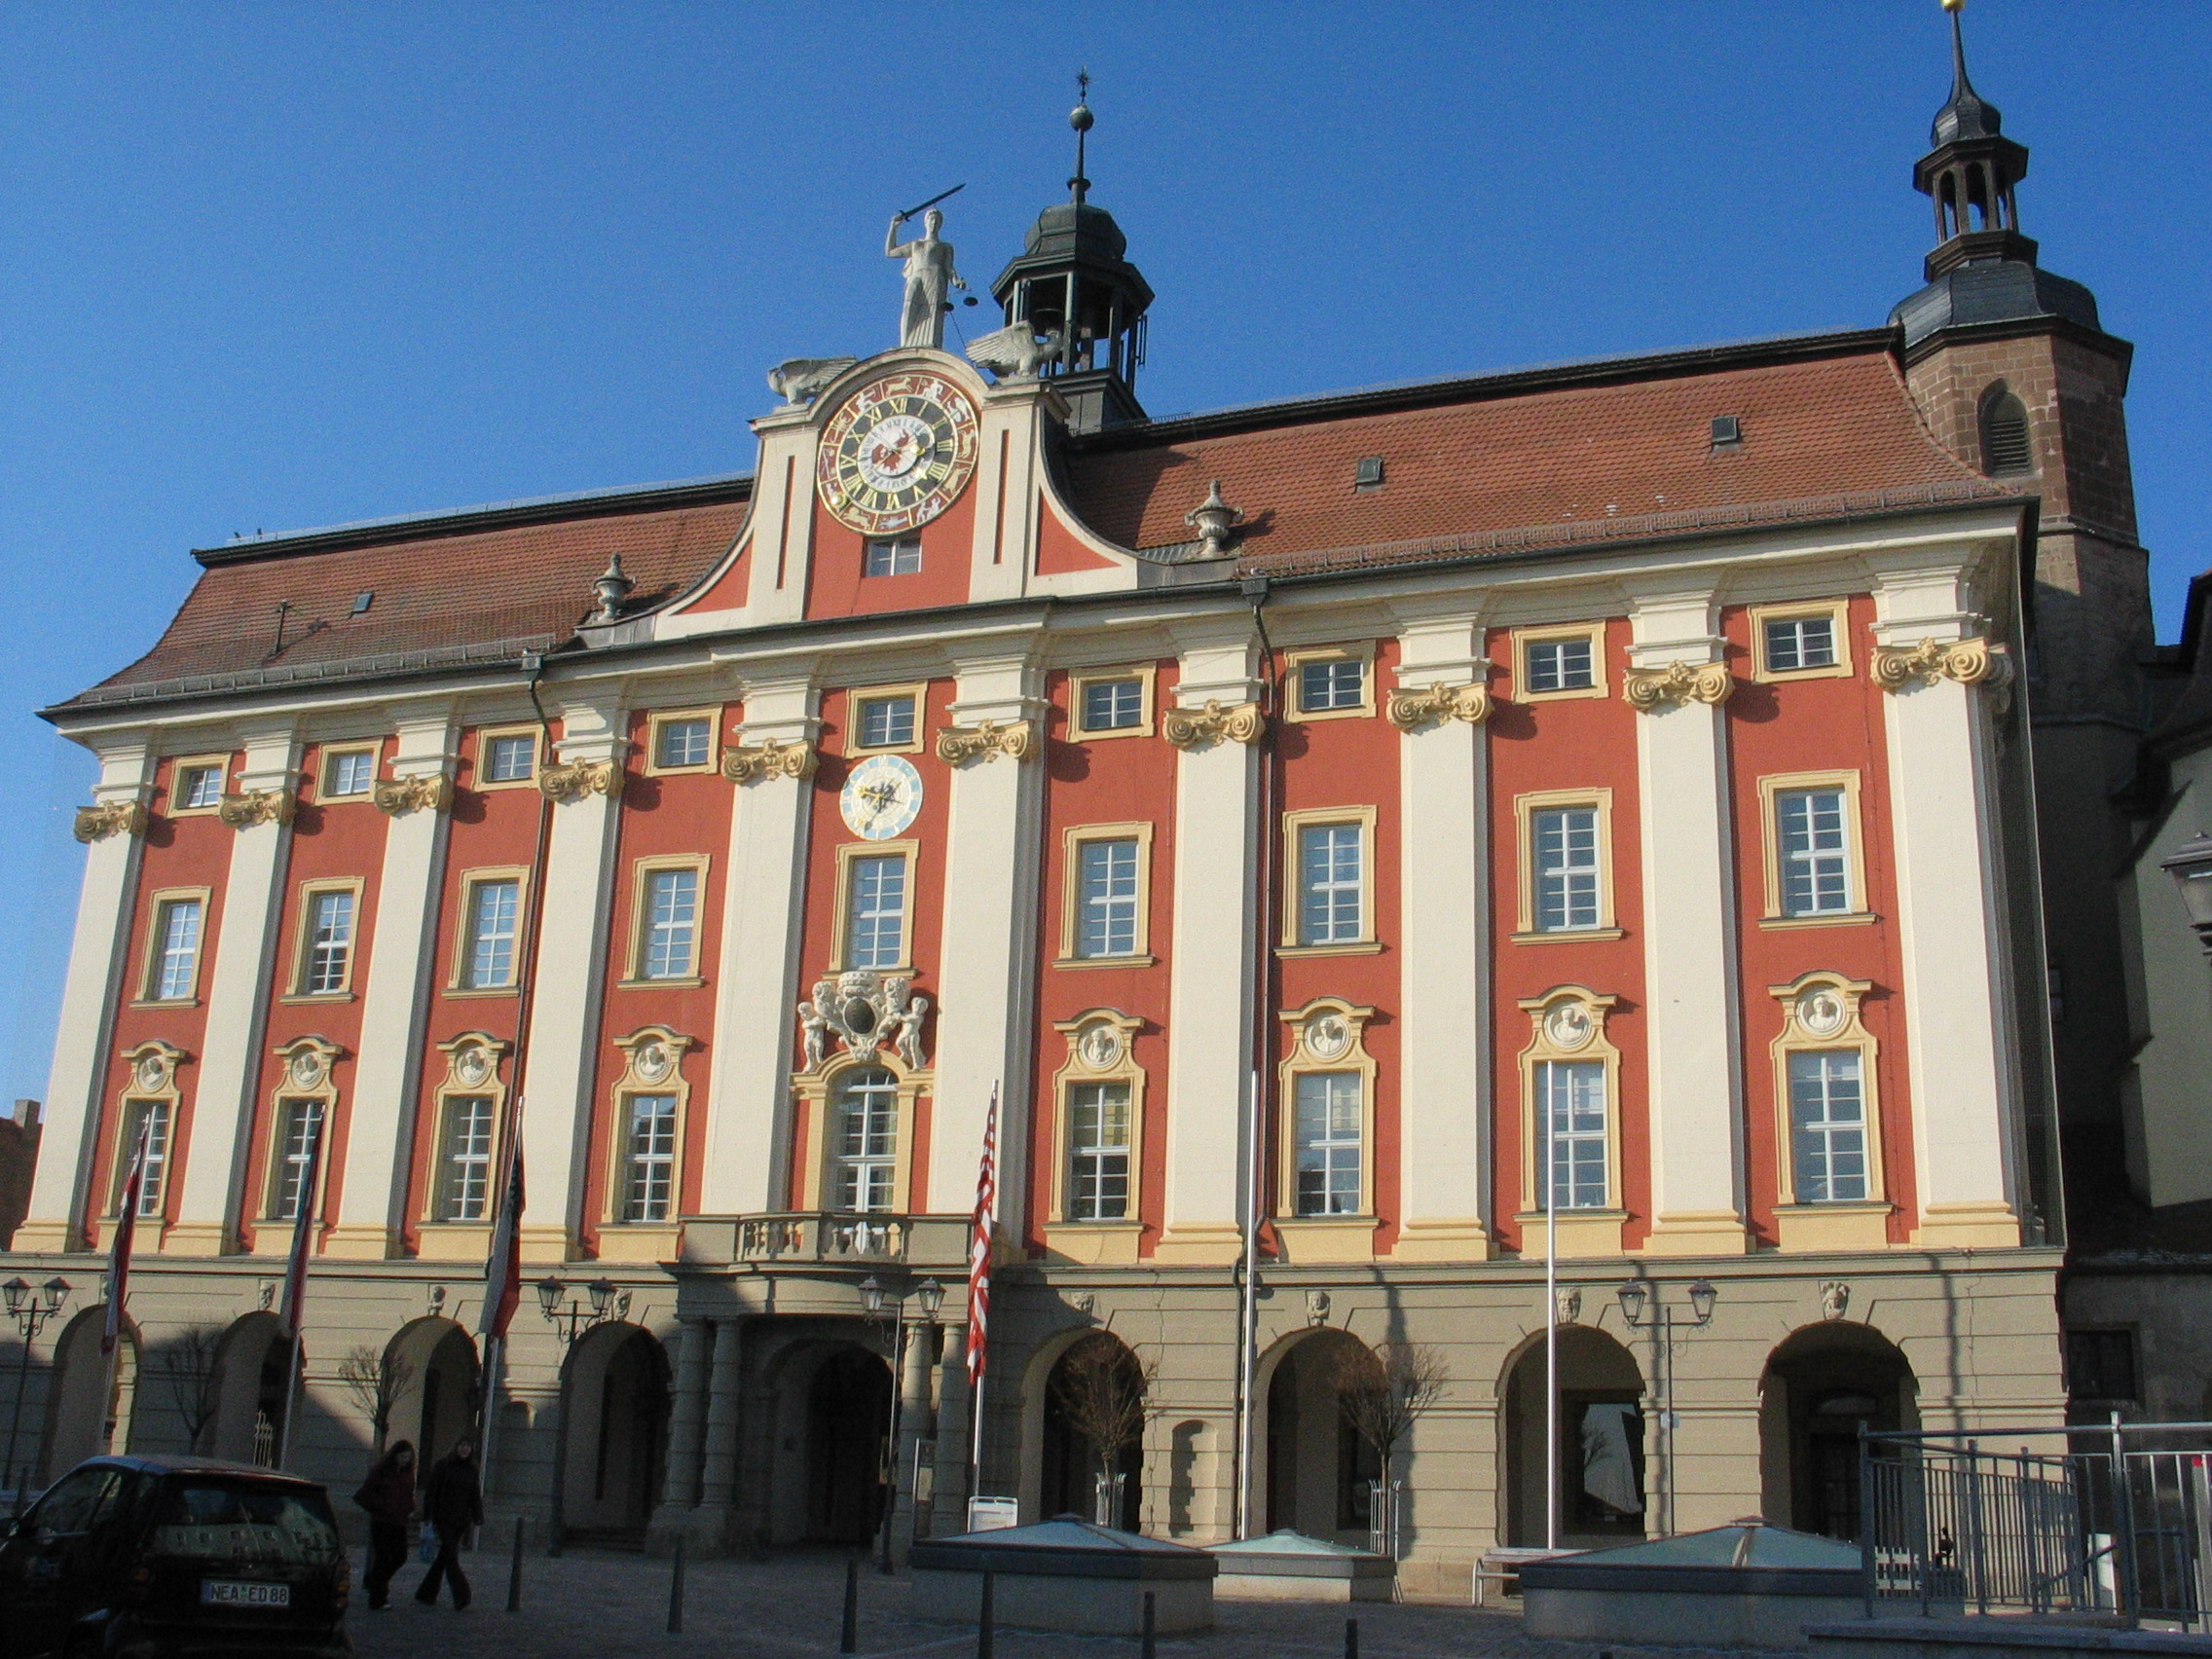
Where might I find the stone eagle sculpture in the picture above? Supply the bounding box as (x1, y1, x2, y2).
(766, 355, 858, 408)
(964, 323, 1065, 384)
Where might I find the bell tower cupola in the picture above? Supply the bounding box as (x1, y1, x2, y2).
(1915, 0, 2033, 276)
(990, 75, 1156, 434)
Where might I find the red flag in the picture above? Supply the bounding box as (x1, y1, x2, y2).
(478, 1129, 526, 1341)
(103, 1124, 150, 1355)
(277, 1114, 325, 1339)
(966, 1086, 998, 1387)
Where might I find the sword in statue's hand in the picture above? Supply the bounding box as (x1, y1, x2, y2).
(894, 182, 965, 224)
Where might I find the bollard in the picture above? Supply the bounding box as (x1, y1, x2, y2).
(1346, 1617, 1359, 1659)
(505, 1516, 525, 1612)
(667, 1534, 686, 1634)
(977, 1568, 995, 1659)
(1141, 1590, 1156, 1659)
(841, 1554, 860, 1654)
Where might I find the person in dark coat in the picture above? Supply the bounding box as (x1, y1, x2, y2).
(351, 1440, 417, 1610)
(413, 1437, 484, 1610)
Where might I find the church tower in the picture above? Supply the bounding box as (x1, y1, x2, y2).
(1890, 2, 2154, 1205)
(990, 82, 1156, 434)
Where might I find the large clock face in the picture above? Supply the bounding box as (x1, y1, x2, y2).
(818, 372, 979, 535)
(840, 754, 924, 841)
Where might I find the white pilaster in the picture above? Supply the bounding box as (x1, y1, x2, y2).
(1874, 562, 2023, 1248)
(1390, 614, 1493, 1261)
(171, 724, 302, 1255)
(698, 678, 818, 1216)
(327, 706, 457, 1259)
(926, 654, 1048, 1224)
(21, 742, 155, 1252)
(518, 690, 625, 1261)
(1626, 586, 1747, 1256)
(966, 383, 1051, 605)
(1156, 636, 1263, 1264)
(743, 414, 820, 628)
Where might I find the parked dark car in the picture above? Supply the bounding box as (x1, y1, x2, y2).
(0, 1455, 350, 1658)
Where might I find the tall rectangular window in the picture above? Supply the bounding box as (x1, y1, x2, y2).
(1293, 1072, 1363, 1216)
(324, 750, 376, 797)
(270, 1097, 325, 1221)
(1778, 788, 1852, 916)
(621, 1093, 678, 1223)
(461, 878, 522, 989)
(864, 536, 922, 576)
(1535, 1060, 1607, 1210)
(1079, 678, 1144, 733)
(436, 1095, 495, 1222)
(1788, 1051, 1867, 1203)
(1067, 1081, 1131, 1222)
(1763, 615, 1837, 673)
(152, 898, 203, 1001)
(855, 694, 916, 751)
(1525, 637, 1595, 693)
(845, 855, 907, 970)
(652, 718, 712, 770)
(176, 764, 224, 809)
(1297, 823, 1364, 945)
(1297, 657, 1366, 714)
(832, 1069, 899, 1212)
(1077, 838, 1140, 959)
(1532, 807, 1602, 932)
(120, 1098, 173, 1217)
(301, 889, 354, 994)
(640, 866, 699, 979)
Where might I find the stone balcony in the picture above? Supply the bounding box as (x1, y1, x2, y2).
(678, 1210, 972, 1272)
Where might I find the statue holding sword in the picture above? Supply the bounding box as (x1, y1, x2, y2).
(886, 183, 968, 350)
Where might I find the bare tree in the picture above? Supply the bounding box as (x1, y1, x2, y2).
(337, 1344, 416, 1453)
(154, 1324, 224, 1454)
(1331, 1341, 1451, 1494)
(1050, 1334, 1158, 1524)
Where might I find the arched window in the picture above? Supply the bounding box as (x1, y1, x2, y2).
(1978, 386, 2033, 477)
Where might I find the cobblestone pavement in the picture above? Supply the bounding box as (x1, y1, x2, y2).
(347, 1547, 1793, 1659)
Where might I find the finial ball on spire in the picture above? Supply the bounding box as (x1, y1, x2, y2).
(1940, 0, 1964, 13)
(1070, 102, 1094, 132)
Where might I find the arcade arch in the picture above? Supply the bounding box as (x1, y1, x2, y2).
(1759, 1322, 1917, 1539)
(555, 1321, 669, 1542)
(1039, 1331, 1146, 1530)
(1500, 1324, 1647, 1548)
(759, 1335, 893, 1548)
(206, 1311, 297, 1465)
(384, 1316, 481, 1472)
(1256, 1328, 1381, 1543)
(41, 1306, 139, 1478)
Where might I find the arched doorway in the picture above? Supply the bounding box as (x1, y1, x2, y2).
(806, 1346, 891, 1546)
(1261, 1330, 1381, 1543)
(206, 1313, 299, 1467)
(1041, 1332, 1145, 1530)
(558, 1323, 670, 1542)
(41, 1307, 139, 1478)
(1761, 1324, 1916, 1540)
(383, 1317, 481, 1477)
(1501, 1324, 1647, 1547)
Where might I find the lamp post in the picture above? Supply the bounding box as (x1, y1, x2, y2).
(536, 1276, 619, 1348)
(1614, 1278, 1717, 1538)
(4, 1277, 71, 1513)
(2160, 832, 2212, 957)
(861, 1274, 943, 1574)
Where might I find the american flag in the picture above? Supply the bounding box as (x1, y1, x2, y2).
(966, 1085, 998, 1387)
(478, 1129, 526, 1341)
(277, 1118, 325, 1339)
(103, 1124, 150, 1355)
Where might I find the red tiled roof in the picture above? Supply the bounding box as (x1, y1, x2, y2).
(1060, 343, 1995, 571)
(71, 488, 751, 704)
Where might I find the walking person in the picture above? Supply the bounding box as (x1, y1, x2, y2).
(351, 1440, 417, 1611)
(413, 1437, 484, 1611)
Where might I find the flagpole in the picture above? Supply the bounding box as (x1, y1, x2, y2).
(965, 1085, 998, 1512)
(101, 1124, 150, 1456)
(1545, 1088, 1559, 1554)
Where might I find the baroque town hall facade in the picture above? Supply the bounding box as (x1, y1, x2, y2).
(3, 18, 2152, 1589)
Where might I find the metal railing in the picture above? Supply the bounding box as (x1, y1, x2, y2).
(1861, 1419, 2212, 1627)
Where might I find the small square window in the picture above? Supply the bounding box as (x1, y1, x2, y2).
(323, 750, 376, 797)
(1765, 616, 1837, 674)
(483, 733, 536, 784)
(1080, 679, 1144, 733)
(864, 536, 923, 577)
(1298, 658, 1366, 714)
(854, 694, 917, 751)
(1526, 638, 1595, 694)
(2065, 1329, 2139, 1403)
(1711, 414, 1743, 448)
(175, 764, 224, 810)
(653, 717, 713, 770)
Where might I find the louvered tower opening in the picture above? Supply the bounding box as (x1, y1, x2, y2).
(1979, 387, 2034, 476)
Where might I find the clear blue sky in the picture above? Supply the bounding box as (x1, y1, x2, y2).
(1, 3, 2205, 1107)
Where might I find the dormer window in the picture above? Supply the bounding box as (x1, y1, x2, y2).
(1979, 386, 2033, 477)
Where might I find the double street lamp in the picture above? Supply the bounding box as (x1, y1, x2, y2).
(1615, 1277, 1718, 1539)
(860, 1275, 942, 1574)
(4, 1277, 71, 1514)
(536, 1276, 620, 1347)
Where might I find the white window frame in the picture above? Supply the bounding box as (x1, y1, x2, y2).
(474, 724, 541, 791)
(845, 683, 927, 755)
(1274, 999, 1381, 1248)
(1768, 972, 1889, 1245)
(1757, 771, 1872, 928)
(318, 744, 381, 801)
(449, 867, 529, 993)
(1513, 789, 1620, 941)
(286, 879, 363, 1000)
(622, 856, 709, 985)
(1283, 645, 1376, 722)
(864, 535, 923, 576)
(1057, 823, 1155, 967)
(645, 708, 720, 776)
(833, 842, 916, 972)
(1280, 806, 1378, 954)
(166, 755, 231, 816)
(137, 887, 211, 1005)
